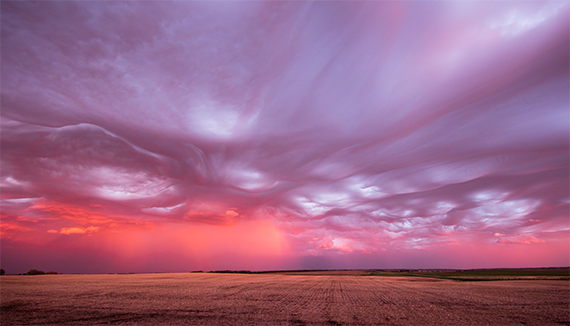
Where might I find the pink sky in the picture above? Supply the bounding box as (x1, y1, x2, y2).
(1, 1, 569, 274)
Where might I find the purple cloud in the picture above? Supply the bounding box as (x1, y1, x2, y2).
(1, 1, 568, 272)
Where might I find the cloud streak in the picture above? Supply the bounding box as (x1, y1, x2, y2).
(1, 1, 568, 273)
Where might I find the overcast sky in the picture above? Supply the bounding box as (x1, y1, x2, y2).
(1, 1, 568, 273)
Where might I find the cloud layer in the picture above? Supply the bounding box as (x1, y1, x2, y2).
(1, 1, 568, 273)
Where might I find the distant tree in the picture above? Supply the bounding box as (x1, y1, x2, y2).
(26, 269, 46, 275)
(46, 271, 58, 275)
(0, 269, 5, 275)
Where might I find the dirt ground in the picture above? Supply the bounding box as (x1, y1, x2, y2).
(1, 273, 568, 325)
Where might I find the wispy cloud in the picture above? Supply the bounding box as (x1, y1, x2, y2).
(1, 1, 568, 273)
(59, 226, 99, 235)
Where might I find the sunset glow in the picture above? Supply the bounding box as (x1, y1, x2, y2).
(1, 1, 569, 273)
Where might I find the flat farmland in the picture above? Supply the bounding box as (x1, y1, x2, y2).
(1, 273, 568, 325)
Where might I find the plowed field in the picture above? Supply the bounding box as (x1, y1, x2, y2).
(1, 273, 568, 325)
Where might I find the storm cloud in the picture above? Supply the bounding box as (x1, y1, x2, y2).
(1, 1, 568, 273)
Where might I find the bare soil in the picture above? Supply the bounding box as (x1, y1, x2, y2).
(1, 273, 568, 325)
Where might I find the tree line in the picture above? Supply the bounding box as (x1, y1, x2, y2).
(0, 269, 58, 275)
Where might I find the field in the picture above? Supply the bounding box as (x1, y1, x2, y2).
(1, 272, 569, 325)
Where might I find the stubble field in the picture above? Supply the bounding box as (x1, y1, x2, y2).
(1, 272, 568, 325)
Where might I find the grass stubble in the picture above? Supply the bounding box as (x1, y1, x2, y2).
(1, 271, 569, 325)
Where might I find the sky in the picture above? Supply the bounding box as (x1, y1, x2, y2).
(1, 1, 569, 274)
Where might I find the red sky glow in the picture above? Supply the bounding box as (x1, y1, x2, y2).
(1, 1, 569, 274)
